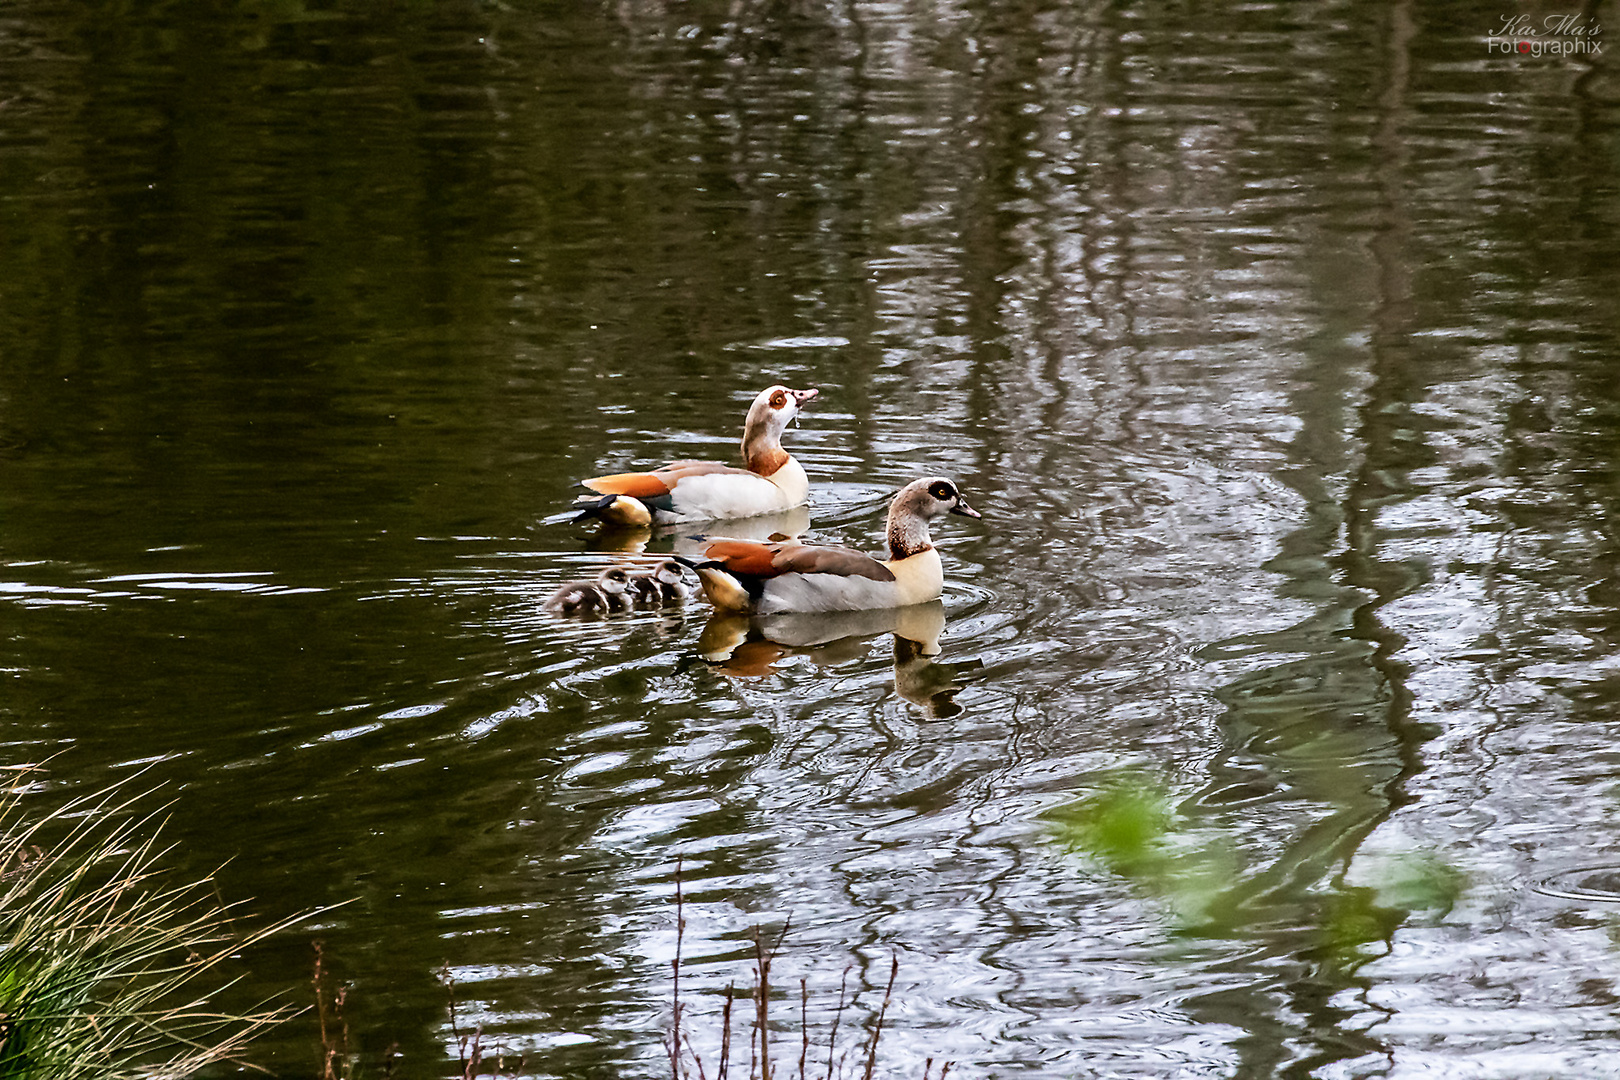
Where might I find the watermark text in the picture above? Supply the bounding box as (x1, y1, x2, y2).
(1487, 13, 1603, 58)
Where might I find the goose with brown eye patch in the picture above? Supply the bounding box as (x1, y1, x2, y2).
(571, 384, 819, 527)
(679, 476, 984, 614)
(546, 567, 634, 616)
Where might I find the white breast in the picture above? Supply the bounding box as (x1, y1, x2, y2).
(764, 457, 809, 506)
(886, 548, 944, 606)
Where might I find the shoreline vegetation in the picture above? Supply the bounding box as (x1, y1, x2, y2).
(0, 772, 944, 1079)
(0, 767, 302, 1080)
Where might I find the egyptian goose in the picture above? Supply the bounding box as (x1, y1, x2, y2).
(575, 385, 819, 526)
(626, 560, 690, 606)
(545, 567, 633, 615)
(683, 477, 981, 614)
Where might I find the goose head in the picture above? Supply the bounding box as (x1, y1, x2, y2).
(886, 477, 981, 559)
(742, 384, 818, 470)
(911, 477, 980, 520)
(597, 567, 632, 596)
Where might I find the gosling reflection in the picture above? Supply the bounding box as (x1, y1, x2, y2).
(579, 504, 812, 555)
(695, 601, 979, 717)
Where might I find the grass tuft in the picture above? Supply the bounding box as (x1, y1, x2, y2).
(0, 767, 305, 1079)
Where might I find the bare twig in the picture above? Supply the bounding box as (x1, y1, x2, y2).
(861, 955, 899, 1080)
(753, 918, 793, 1080)
(660, 903, 938, 1080)
(438, 964, 466, 1068)
(799, 978, 810, 1080)
(313, 942, 333, 1079)
(671, 856, 685, 1080)
(750, 962, 760, 1080)
(313, 941, 345, 1080)
(336, 987, 352, 1079)
(719, 981, 735, 1080)
(460, 1025, 484, 1080)
(825, 966, 851, 1080)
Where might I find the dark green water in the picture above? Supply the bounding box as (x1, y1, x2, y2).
(3, 1, 1619, 1076)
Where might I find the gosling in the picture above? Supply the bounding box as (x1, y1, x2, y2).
(626, 559, 690, 607)
(545, 567, 633, 615)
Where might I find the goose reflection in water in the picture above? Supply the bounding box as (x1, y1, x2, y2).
(578, 504, 813, 555)
(695, 600, 981, 718)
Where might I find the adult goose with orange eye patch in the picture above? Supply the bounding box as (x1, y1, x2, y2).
(574, 385, 818, 526)
(681, 478, 982, 614)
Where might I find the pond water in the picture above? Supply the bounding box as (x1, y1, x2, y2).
(3, 1, 1619, 1077)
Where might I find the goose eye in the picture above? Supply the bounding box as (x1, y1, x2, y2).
(770, 390, 787, 409)
(929, 481, 953, 501)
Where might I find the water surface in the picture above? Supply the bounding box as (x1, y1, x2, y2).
(2, 1, 1619, 1077)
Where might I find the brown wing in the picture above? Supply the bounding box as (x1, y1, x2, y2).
(771, 545, 896, 582)
(702, 539, 895, 583)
